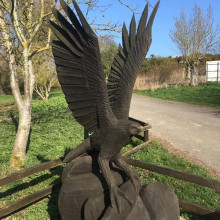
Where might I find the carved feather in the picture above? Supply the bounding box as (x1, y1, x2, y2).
(49, 0, 159, 131)
(107, 1, 160, 119)
(49, 0, 116, 132)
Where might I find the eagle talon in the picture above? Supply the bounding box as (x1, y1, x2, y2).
(130, 177, 139, 193)
(110, 186, 133, 213)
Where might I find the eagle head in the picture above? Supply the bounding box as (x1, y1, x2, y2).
(128, 121, 142, 136)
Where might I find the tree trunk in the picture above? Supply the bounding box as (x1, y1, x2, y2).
(10, 47, 34, 168)
(0, 9, 29, 168)
(190, 65, 199, 86)
(10, 104, 31, 168)
(0, 9, 22, 106)
(186, 65, 191, 80)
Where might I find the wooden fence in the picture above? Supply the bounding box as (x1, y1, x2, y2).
(0, 117, 219, 219)
(0, 103, 16, 113)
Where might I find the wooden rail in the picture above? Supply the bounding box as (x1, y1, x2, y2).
(1, 151, 219, 192)
(129, 117, 151, 142)
(0, 103, 16, 113)
(0, 183, 61, 218)
(0, 103, 15, 107)
(123, 157, 220, 191)
(122, 141, 151, 157)
(0, 158, 63, 187)
(179, 199, 220, 218)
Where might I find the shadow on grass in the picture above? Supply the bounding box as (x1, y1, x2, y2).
(46, 154, 68, 220)
(47, 185, 61, 220)
(0, 153, 64, 198)
(130, 138, 142, 147)
(47, 91, 63, 99)
(1, 182, 62, 220)
(31, 109, 69, 125)
(0, 172, 56, 198)
(0, 154, 65, 219)
(36, 155, 64, 220)
(36, 155, 51, 163)
(10, 112, 18, 132)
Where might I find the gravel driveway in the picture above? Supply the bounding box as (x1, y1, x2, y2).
(130, 94, 220, 172)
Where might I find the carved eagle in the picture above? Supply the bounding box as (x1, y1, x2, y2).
(49, 0, 159, 212)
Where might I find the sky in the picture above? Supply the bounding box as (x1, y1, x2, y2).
(83, 0, 220, 58)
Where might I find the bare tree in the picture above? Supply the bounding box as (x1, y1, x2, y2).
(214, 41, 220, 54)
(34, 49, 58, 100)
(0, 0, 50, 168)
(99, 35, 118, 79)
(170, 4, 219, 86)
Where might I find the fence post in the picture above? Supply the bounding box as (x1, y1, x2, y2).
(217, 62, 219, 82)
(144, 130, 149, 142)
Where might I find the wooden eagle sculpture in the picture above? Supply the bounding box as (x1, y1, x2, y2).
(49, 0, 159, 212)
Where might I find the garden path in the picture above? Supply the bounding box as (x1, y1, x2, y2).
(130, 94, 220, 172)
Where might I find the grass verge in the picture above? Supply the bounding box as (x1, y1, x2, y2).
(0, 90, 219, 220)
(134, 82, 220, 108)
(0, 95, 15, 105)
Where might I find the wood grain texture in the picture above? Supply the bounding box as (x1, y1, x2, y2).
(179, 199, 220, 219)
(0, 183, 61, 219)
(124, 157, 220, 190)
(49, 0, 115, 133)
(0, 158, 63, 187)
(107, 2, 160, 120)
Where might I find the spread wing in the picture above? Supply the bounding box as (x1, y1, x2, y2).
(49, 0, 116, 132)
(107, 1, 159, 120)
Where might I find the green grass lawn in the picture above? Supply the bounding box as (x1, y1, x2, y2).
(0, 91, 219, 220)
(0, 95, 15, 105)
(134, 82, 220, 108)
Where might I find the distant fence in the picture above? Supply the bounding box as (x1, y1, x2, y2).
(0, 117, 220, 219)
(0, 103, 16, 113)
(206, 61, 220, 82)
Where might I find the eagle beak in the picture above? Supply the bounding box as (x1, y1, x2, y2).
(140, 124, 151, 133)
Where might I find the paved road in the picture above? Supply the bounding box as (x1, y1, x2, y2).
(130, 94, 220, 171)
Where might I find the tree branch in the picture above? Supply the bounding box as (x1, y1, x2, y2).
(0, 7, 23, 110)
(11, 0, 26, 45)
(118, 0, 138, 11)
(27, 0, 34, 35)
(29, 24, 52, 58)
(28, 0, 44, 45)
